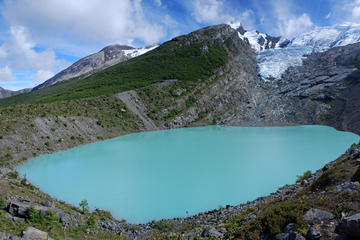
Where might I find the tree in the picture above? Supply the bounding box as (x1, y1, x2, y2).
(79, 200, 89, 213)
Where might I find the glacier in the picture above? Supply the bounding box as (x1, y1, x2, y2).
(234, 23, 360, 81)
(256, 46, 316, 81)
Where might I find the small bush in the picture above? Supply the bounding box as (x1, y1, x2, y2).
(8, 171, 18, 179)
(296, 170, 312, 183)
(310, 163, 348, 190)
(87, 215, 98, 228)
(79, 200, 89, 213)
(152, 220, 174, 232)
(0, 196, 6, 209)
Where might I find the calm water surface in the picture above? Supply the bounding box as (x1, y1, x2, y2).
(17, 125, 359, 223)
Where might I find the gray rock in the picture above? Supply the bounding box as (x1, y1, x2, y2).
(336, 182, 359, 192)
(44, 200, 54, 208)
(0, 87, 31, 99)
(22, 227, 48, 240)
(303, 208, 333, 222)
(275, 233, 289, 240)
(5, 212, 24, 222)
(335, 213, 360, 238)
(306, 226, 321, 239)
(201, 228, 223, 238)
(21, 198, 31, 203)
(288, 232, 305, 240)
(7, 201, 30, 218)
(284, 223, 296, 233)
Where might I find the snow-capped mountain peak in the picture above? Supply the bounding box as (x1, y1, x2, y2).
(233, 24, 285, 52)
(290, 23, 360, 49)
(231, 23, 360, 81)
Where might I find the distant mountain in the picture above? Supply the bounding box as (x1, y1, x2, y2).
(33, 44, 158, 91)
(234, 23, 360, 80)
(235, 25, 289, 51)
(0, 87, 31, 99)
(235, 23, 360, 52)
(290, 23, 360, 48)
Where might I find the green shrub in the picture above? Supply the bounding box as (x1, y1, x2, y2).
(87, 215, 98, 228)
(152, 220, 174, 232)
(296, 170, 312, 183)
(310, 163, 348, 190)
(8, 171, 18, 179)
(0, 196, 6, 209)
(79, 200, 89, 213)
(229, 200, 309, 238)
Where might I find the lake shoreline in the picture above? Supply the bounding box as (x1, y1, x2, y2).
(1, 123, 359, 239)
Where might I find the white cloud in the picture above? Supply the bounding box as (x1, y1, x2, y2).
(350, 0, 360, 19)
(325, 12, 331, 19)
(0, 25, 70, 86)
(154, 0, 162, 7)
(192, 0, 233, 24)
(329, 0, 360, 24)
(1, 0, 165, 48)
(0, 66, 15, 83)
(279, 13, 313, 38)
(191, 0, 256, 30)
(33, 70, 54, 86)
(271, 1, 314, 38)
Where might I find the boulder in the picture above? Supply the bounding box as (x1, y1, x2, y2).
(288, 232, 305, 240)
(306, 226, 321, 239)
(0, 231, 21, 240)
(7, 201, 30, 218)
(275, 233, 289, 240)
(44, 200, 55, 208)
(335, 213, 360, 239)
(336, 182, 359, 193)
(201, 228, 223, 238)
(303, 208, 333, 222)
(284, 223, 296, 233)
(22, 227, 48, 240)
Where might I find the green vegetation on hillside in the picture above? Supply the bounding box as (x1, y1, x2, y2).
(0, 41, 228, 106)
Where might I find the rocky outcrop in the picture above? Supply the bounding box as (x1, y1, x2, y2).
(32, 45, 140, 91)
(22, 227, 48, 240)
(0, 87, 31, 99)
(335, 213, 360, 239)
(303, 208, 334, 222)
(115, 90, 158, 131)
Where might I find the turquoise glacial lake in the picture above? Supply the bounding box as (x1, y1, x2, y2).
(17, 125, 359, 223)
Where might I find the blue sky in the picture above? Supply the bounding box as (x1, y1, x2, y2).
(0, 0, 358, 90)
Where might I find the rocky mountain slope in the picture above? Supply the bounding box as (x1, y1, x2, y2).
(0, 87, 31, 99)
(32, 44, 158, 91)
(0, 24, 359, 239)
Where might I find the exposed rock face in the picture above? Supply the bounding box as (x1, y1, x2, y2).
(32, 45, 137, 91)
(335, 213, 360, 239)
(336, 181, 359, 192)
(303, 208, 334, 222)
(0, 87, 31, 99)
(22, 227, 48, 240)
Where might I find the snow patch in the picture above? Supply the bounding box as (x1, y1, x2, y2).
(124, 45, 159, 58)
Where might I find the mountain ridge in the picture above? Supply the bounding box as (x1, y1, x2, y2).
(0, 87, 31, 99)
(32, 44, 159, 91)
